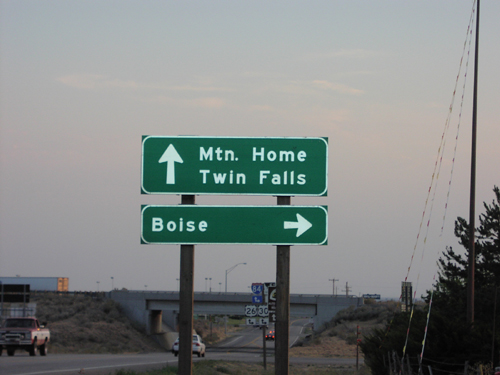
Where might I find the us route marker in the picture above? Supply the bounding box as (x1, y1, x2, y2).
(141, 205, 328, 245)
(141, 136, 328, 196)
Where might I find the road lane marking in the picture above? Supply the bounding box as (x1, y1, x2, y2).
(220, 335, 244, 347)
(290, 318, 306, 348)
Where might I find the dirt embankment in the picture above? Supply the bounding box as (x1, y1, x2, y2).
(33, 293, 163, 354)
(31, 293, 242, 354)
(290, 300, 400, 358)
(29, 293, 397, 356)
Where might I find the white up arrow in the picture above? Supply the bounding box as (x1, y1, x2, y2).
(284, 214, 312, 237)
(158, 144, 183, 184)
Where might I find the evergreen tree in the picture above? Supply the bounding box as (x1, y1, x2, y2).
(435, 186, 500, 327)
(361, 186, 500, 373)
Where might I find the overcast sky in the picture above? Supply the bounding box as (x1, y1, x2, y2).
(1, 0, 499, 299)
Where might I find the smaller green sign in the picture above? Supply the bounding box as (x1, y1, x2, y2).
(141, 205, 328, 245)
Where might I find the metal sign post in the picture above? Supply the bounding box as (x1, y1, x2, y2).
(140, 135, 329, 375)
(178, 195, 195, 375)
(276, 196, 291, 375)
(263, 322, 267, 370)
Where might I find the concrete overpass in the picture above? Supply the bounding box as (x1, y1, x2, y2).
(109, 290, 363, 336)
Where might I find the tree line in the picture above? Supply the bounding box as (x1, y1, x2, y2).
(361, 186, 500, 374)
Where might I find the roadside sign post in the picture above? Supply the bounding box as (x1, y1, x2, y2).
(141, 135, 329, 375)
(263, 320, 267, 370)
(249, 282, 268, 370)
(276, 196, 291, 375)
(178, 195, 195, 375)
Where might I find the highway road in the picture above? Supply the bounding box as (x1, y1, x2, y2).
(213, 318, 309, 352)
(0, 352, 362, 375)
(0, 318, 363, 375)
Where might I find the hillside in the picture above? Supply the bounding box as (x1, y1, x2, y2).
(27, 293, 397, 356)
(290, 300, 400, 358)
(33, 293, 163, 354)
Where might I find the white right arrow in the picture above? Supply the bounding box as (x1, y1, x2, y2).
(284, 214, 312, 237)
(158, 144, 183, 184)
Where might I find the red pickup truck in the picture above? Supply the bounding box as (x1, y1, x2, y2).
(0, 317, 50, 356)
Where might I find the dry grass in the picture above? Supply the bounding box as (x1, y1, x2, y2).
(290, 335, 359, 358)
(290, 300, 398, 359)
(33, 293, 163, 354)
(30, 292, 394, 366)
(113, 360, 370, 375)
(193, 318, 244, 345)
(191, 360, 368, 375)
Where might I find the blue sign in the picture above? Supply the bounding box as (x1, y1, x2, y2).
(251, 283, 263, 295)
(252, 295, 263, 304)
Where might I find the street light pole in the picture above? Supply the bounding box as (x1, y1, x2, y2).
(225, 262, 247, 293)
(329, 278, 338, 296)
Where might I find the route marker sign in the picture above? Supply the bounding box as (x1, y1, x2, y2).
(268, 286, 277, 323)
(141, 205, 328, 245)
(264, 282, 276, 303)
(258, 305, 269, 317)
(252, 295, 263, 304)
(244, 305, 269, 318)
(246, 318, 269, 326)
(245, 305, 258, 317)
(251, 283, 264, 295)
(141, 136, 328, 196)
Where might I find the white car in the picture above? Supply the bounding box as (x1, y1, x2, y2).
(172, 334, 206, 357)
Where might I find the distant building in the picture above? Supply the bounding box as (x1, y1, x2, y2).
(0, 277, 68, 292)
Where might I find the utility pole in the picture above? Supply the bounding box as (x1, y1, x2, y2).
(343, 282, 352, 297)
(467, 0, 480, 326)
(329, 278, 339, 296)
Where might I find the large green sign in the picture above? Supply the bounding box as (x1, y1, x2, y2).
(141, 136, 328, 196)
(141, 205, 328, 245)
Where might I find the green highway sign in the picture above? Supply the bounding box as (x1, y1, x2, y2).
(141, 205, 328, 245)
(141, 136, 328, 196)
